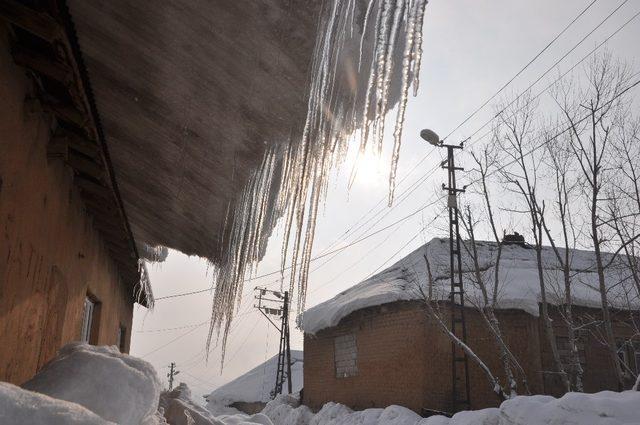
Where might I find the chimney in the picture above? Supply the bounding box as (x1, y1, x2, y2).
(502, 231, 526, 247)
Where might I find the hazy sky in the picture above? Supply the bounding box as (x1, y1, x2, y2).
(129, 0, 640, 401)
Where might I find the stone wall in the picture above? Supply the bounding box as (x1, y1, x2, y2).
(0, 25, 134, 385)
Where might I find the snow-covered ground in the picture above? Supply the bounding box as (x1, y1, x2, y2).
(2, 342, 639, 424)
(301, 238, 639, 334)
(234, 390, 640, 425)
(205, 350, 303, 409)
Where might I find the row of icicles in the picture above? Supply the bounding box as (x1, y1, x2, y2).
(207, 0, 429, 367)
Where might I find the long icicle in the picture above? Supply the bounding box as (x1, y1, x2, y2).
(207, 0, 430, 366)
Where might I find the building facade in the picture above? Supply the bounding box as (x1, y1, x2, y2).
(301, 238, 640, 414)
(0, 13, 145, 384)
(303, 300, 639, 414)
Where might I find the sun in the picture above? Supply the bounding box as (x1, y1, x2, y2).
(346, 147, 385, 188)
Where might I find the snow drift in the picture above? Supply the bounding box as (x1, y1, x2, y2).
(258, 390, 640, 425)
(206, 350, 303, 408)
(0, 382, 114, 425)
(301, 238, 639, 334)
(21, 342, 161, 425)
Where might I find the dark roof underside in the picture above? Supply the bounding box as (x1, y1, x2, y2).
(67, 0, 323, 261)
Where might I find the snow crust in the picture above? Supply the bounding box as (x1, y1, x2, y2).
(260, 394, 423, 425)
(302, 238, 638, 334)
(252, 390, 640, 425)
(0, 382, 114, 425)
(22, 342, 161, 425)
(206, 350, 303, 406)
(420, 390, 640, 425)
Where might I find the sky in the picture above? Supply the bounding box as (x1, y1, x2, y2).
(129, 0, 640, 402)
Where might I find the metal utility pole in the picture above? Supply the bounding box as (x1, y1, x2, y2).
(420, 129, 471, 412)
(254, 287, 292, 398)
(167, 362, 179, 391)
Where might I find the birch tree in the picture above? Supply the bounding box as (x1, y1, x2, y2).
(494, 92, 570, 391)
(553, 52, 633, 389)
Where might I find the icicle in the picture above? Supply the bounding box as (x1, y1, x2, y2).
(412, 0, 428, 97)
(206, 0, 431, 366)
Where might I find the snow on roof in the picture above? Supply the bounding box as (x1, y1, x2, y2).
(301, 238, 639, 335)
(206, 350, 303, 406)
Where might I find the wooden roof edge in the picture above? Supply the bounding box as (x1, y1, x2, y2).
(0, 0, 151, 307)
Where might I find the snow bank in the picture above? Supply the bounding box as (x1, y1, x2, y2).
(206, 350, 303, 406)
(261, 393, 314, 425)
(302, 238, 638, 334)
(161, 383, 277, 425)
(22, 342, 161, 425)
(260, 394, 421, 425)
(0, 382, 114, 425)
(161, 383, 222, 425)
(419, 390, 640, 425)
(199, 385, 640, 425)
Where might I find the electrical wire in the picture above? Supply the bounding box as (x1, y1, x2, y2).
(443, 0, 606, 141)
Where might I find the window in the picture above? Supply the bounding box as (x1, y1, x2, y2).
(334, 333, 357, 378)
(80, 296, 95, 343)
(116, 326, 127, 352)
(556, 334, 586, 371)
(617, 341, 640, 376)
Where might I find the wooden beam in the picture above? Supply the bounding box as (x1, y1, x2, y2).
(46, 102, 87, 128)
(46, 135, 67, 161)
(0, 1, 62, 42)
(66, 133, 101, 160)
(12, 46, 73, 84)
(67, 151, 105, 182)
(75, 175, 112, 200)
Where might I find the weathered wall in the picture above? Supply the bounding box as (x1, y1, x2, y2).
(304, 299, 639, 414)
(0, 25, 134, 385)
(541, 306, 640, 396)
(303, 300, 543, 413)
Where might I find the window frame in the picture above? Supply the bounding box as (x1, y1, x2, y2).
(334, 333, 358, 379)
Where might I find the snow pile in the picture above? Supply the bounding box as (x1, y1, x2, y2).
(206, 350, 303, 407)
(0, 382, 114, 425)
(262, 394, 314, 425)
(419, 390, 640, 425)
(22, 342, 161, 425)
(260, 394, 421, 425)
(161, 383, 222, 425)
(260, 390, 640, 425)
(302, 238, 638, 334)
(162, 383, 278, 425)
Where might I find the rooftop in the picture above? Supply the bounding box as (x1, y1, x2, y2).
(301, 238, 640, 334)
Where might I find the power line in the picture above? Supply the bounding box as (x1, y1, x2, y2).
(308, 0, 634, 273)
(464, 6, 640, 145)
(443, 0, 601, 141)
(154, 1, 638, 305)
(154, 196, 444, 301)
(140, 322, 208, 358)
(465, 74, 640, 187)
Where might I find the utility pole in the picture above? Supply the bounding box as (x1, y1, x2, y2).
(420, 129, 471, 412)
(167, 362, 179, 391)
(254, 287, 292, 398)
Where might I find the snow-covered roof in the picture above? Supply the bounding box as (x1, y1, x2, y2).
(205, 350, 303, 406)
(301, 238, 639, 335)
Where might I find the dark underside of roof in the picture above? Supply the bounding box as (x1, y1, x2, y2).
(66, 0, 324, 262)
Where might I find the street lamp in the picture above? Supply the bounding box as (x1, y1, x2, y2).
(420, 128, 441, 146)
(420, 127, 470, 412)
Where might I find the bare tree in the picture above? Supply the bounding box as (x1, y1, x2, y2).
(464, 147, 531, 395)
(539, 120, 585, 391)
(460, 205, 528, 397)
(553, 52, 633, 389)
(407, 256, 507, 401)
(494, 92, 571, 391)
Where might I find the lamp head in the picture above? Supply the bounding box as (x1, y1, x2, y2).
(420, 129, 441, 146)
